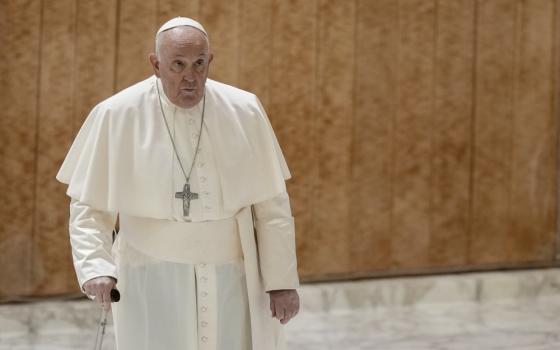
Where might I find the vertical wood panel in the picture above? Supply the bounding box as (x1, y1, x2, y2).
(0, 0, 6, 259)
(237, 0, 273, 103)
(392, 0, 436, 268)
(116, 0, 158, 90)
(200, 0, 240, 85)
(312, 0, 355, 275)
(32, 0, 77, 296)
(0, 0, 42, 298)
(429, 0, 474, 266)
(268, 0, 318, 277)
(555, 0, 560, 262)
(74, 0, 118, 129)
(509, 0, 557, 261)
(470, 0, 517, 264)
(0, 3, 7, 273)
(350, 0, 398, 273)
(157, 0, 200, 25)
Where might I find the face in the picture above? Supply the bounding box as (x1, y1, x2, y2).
(149, 27, 213, 108)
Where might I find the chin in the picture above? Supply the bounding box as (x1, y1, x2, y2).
(176, 93, 202, 108)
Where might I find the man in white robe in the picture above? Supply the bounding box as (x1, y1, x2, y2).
(56, 17, 300, 350)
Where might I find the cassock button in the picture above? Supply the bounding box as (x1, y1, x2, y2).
(201, 336, 208, 342)
(198, 162, 205, 168)
(201, 291, 208, 297)
(204, 205, 212, 210)
(201, 321, 208, 327)
(200, 176, 207, 182)
(192, 133, 199, 138)
(200, 263, 206, 268)
(201, 306, 208, 312)
(188, 119, 195, 124)
(201, 276, 208, 282)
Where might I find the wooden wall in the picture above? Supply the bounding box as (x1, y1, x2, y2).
(0, 0, 559, 299)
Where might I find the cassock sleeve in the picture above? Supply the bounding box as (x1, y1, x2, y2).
(69, 198, 118, 291)
(252, 192, 300, 292)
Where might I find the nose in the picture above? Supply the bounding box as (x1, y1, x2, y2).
(182, 67, 196, 82)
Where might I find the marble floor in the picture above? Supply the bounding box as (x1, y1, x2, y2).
(2, 268, 560, 349)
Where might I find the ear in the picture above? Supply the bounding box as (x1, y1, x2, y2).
(208, 52, 214, 64)
(149, 53, 160, 77)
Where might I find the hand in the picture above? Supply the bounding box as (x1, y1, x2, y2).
(268, 289, 300, 324)
(83, 276, 117, 311)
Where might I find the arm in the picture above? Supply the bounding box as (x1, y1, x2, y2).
(69, 198, 118, 309)
(253, 192, 300, 324)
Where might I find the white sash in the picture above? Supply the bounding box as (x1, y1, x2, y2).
(119, 214, 243, 264)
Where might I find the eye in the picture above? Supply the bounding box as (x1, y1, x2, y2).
(195, 59, 205, 67)
(171, 60, 185, 72)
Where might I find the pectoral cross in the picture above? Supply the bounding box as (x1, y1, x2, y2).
(175, 183, 198, 217)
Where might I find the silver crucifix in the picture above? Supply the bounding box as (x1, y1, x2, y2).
(175, 183, 198, 216)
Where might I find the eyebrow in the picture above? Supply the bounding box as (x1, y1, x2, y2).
(173, 53, 207, 58)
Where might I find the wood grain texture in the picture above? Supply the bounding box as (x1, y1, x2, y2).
(74, 0, 118, 129)
(268, 0, 318, 277)
(237, 0, 273, 103)
(312, 0, 355, 274)
(429, 0, 474, 266)
(32, 0, 78, 296)
(0, 0, 42, 298)
(391, 0, 436, 268)
(116, 0, 158, 90)
(2, 0, 560, 298)
(555, 0, 560, 262)
(351, 0, 398, 273)
(470, 0, 517, 264)
(509, 0, 557, 262)
(200, 0, 240, 85)
(157, 0, 200, 25)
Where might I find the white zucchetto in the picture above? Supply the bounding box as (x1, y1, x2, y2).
(157, 17, 207, 37)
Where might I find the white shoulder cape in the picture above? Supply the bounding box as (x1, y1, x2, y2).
(56, 76, 291, 218)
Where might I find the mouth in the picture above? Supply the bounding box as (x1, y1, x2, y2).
(179, 88, 197, 96)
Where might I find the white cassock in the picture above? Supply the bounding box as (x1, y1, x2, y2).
(56, 76, 300, 350)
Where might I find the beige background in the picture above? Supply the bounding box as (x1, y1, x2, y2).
(1, 0, 559, 299)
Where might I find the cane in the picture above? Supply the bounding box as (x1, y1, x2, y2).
(93, 289, 120, 350)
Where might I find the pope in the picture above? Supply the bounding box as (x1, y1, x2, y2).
(57, 17, 300, 350)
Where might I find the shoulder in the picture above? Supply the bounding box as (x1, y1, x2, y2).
(94, 76, 155, 116)
(205, 79, 269, 129)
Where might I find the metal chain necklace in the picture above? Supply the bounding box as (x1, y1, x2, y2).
(156, 78, 206, 217)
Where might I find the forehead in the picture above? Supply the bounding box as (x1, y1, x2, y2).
(159, 26, 209, 56)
